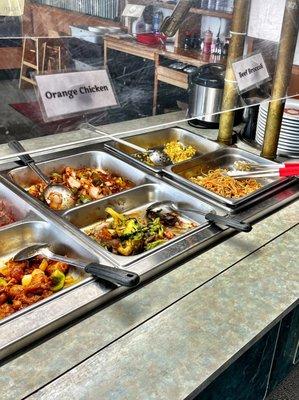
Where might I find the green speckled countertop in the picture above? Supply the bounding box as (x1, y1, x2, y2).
(0, 113, 298, 399)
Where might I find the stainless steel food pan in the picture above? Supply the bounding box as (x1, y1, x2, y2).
(0, 220, 94, 325)
(8, 151, 151, 210)
(105, 127, 222, 173)
(63, 183, 214, 266)
(0, 218, 107, 359)
(164, 147, 288, 207)
(0, 181, 39, 227)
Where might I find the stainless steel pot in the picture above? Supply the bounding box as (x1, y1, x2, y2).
(188, 64, 225, 123)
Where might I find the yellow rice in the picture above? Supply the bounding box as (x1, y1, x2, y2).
(163, 141, 196, 164)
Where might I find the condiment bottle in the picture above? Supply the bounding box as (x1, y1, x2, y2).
(184, 31, 192, 50)
(222, 37, 230, 56)
(192, 30, 201, 49)
(135, 17, 145, 34)
(211, 39, 216, 54)
(203, 28, 213, 54)
(153, 11, 164, 33)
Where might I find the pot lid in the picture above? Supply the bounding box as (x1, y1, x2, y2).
(191, 63, 225, 89)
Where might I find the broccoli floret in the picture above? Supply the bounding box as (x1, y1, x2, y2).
(145, 240, 167, 251)
(117, 232, 144, 256)
(121, 219, 142, 239)
(105, 207, 126, 223)
(148, 218, 164, 238)
(117, 240, 134, 256)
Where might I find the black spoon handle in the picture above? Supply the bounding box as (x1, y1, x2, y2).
(8, 140, 51, 184)
(85, 263, 140, 287)
(8, 140, 35, 165)
(205, 213, 252, 233)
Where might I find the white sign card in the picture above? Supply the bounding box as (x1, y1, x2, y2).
(0, 0, 25, 16)
(122, 4, 145, 18)
(35, 69, 118, 122)
(232, 53, 271, 94)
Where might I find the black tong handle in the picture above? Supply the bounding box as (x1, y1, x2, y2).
(85, 263, 140, 287)
(205, 213, 252, 232)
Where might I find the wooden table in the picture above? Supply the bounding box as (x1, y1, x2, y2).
(104, 35, 226, 115)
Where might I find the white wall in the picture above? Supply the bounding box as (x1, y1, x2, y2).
(294, 34, 299, 65)
(248, 0, 299, 65)
(201, 16, 231, 39)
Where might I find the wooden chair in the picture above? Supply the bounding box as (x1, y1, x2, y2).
(19, 34, 69, 88)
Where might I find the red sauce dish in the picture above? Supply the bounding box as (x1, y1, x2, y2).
(136, 33, 166, 46)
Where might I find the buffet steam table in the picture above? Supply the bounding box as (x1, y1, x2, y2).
(0, 116, 298, 400)
(1, 198, 298, 400)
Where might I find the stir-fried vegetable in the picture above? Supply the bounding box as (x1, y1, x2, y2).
(145, 240, 167, 251)
(51, 270, 66, 292)
(0, 277, 7, 286)
(85, 207, 197, 256)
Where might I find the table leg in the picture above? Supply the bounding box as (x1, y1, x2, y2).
(153, 53, 159, 116)
(104, 41, 108, 67)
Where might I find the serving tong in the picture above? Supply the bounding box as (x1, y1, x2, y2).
(228, 161, 299, 179)
(147, 201, 252, 232)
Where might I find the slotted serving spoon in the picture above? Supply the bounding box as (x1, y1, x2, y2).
(13, 243, 140, 287)
(83, 125, 170, 165)
(147, 201, 252, 232)
(9, 140, 76, 210)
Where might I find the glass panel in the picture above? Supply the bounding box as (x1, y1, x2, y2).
(0, 0, 297, 161)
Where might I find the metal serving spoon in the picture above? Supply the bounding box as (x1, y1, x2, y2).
(9, 141, 75, 210)
(146, 201, 252, 233)
(13, 243, 140, 288)
(82, 125, 170, 165)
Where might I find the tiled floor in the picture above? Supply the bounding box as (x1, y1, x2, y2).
(266, 366, 299, 400)
(0, 78, 41, 143)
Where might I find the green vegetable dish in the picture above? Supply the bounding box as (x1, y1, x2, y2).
(83, 207, 198, 256)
